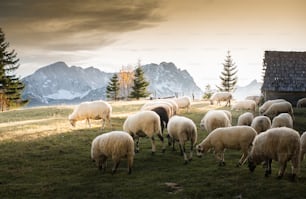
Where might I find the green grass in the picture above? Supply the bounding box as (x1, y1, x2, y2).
(1, 101, 306, 198)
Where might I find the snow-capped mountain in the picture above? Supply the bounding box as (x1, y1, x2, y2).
(22, 61, 203, 106)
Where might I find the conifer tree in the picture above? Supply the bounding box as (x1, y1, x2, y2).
(129, 66, 149, 100)
(217, 51, 238, 92)
(106, 73, 120, 101)
(0, 28, 26, 111)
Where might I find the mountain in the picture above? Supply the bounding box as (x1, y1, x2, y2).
(233, 79, 262, 100)
(22, 62, 202, 106)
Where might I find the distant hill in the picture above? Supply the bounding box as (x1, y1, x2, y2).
(22, 62, 203, 106)
(233, 79, 262, 100)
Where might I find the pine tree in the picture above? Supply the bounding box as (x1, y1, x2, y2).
(217, 51, 238, 92)
(129, 66, 149, 100)
(106, 73, 120, 101)
(0, 28, 27, 111)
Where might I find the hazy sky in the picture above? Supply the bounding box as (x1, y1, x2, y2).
(1, 0, 305, 88)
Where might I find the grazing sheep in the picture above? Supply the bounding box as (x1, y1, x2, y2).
(209, 92, 232, 107)
(300, 132, 306, 162)
(123, 111, 165, 154)
(174, 96, 192, 112)
(251, 116, 271, 134)
(263, 101, 294, 120)
(196, 126, 257, 166)
(259, 99, 286, 115)
(151, 106, 169, 134)
(248, 127, 300, 180)
(141, 101, 174, 118)
(297, 98, 306, 108)
(167, 115, 198, 164)
(200, 110, 232, 134)
(245, 95, 261, 105)
(231, 100, 257, 112)
(237, 112, 254, 126)
(91, 131, 134, 174)
(161, 99, 179, 115)
(271, 113, 293, 128)
(68, 100, 112, 129)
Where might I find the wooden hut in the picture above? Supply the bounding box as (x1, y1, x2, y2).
(261, 51, 306, 106)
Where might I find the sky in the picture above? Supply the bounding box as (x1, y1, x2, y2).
(1, 0, 306, 89)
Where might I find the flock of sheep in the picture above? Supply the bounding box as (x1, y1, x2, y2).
(68, 93, 306, 181)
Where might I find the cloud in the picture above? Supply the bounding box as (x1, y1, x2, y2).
(0, 0, 164, 50)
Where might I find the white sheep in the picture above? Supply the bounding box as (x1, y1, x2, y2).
(231, 100, 256, 112)
(271, 113, 293, 128)
(141, 100, 174, 118)
(209, 92, 232, 107)
(200, 110, 232, 134)
(167, 115, 198, 164)
(174, 96, 192, 112)
(296, 98, 306, 108)
(263, 101, 294, 120)
(91, 131, 134, 174)
(196, 126, 257, 166)
(123, 110, 165, 154)
(259, 99, 286, 115)
(245, 95, 261, 105)
(68, 100, 112, 129)
(300, 132, 306, 162)
(251, 116, 271, 134)
(237, 112, 254, 126)
(248, 127, 300, 180)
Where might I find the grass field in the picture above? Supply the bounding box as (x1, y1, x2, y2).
(1, 100, 306, 198)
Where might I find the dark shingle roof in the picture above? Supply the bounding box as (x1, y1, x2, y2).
(262, 51, 306, 92)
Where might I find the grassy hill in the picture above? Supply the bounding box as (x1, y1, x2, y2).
(1, 100, 306, 198)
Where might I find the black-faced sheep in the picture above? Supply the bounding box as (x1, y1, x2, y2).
(296, 97, 306, 108)
(123, 110, 165, 154)
(196, 126, 257, 166)
(174, 96, 192, 112)
(200, 110, 232, 134)
(91, 131, 134, 174)
(263, 101, 294, 120)
(209, 92, 232, 107)
(248, 127, 300, 180)
(68, 100, 112, 129)
(259, 99, 286, 115)
(237, 112, 254, 126)
(251, 116, 271, 134)
(167, 115, 197, 164)
(271, 113, 293, 128)
(231, 100, 256, 112)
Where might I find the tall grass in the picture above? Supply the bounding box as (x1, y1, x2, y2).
(1, 101, 306, 198)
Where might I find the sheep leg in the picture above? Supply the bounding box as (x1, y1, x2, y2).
(265, 159, 272, 177)
(150, 137, 156, 155)
(112, 160, 120, 175)
(157, 134, 166, 153)
(127, 156, 133, 175)
(189, 142, 194, 161)
(101, 119, 105, 130)
(179, 143, 188, 164)
(87, 118, 91, 128)
(277, 161, 287, 179)
(237, 151, 248, 167)
(135, 136, 140, 153)
(167, 134, 172, 147)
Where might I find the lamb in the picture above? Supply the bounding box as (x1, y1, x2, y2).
(209, 92, 232, 107)
(245, 95, 261, 105)
(231, 100, 257, 112)
(263, 101, 294, 120)
(296, 97, 306, 108)
(251, 116, 271, 134)
(248, 127, 300, 180)
(123, 110, 165, 154)
(196, 126, 257, 166)
(271, 113, 293, 128)
(237, 112, 254, 126)
(68, 100, 112, 129)
(259, 99, 286, 115)
(167, 115, 198, 164)
(300, 132, 306, 162)
(174, 96, 192, 112)
(91, 131, 134, 174)
(200, 110, 232, 134)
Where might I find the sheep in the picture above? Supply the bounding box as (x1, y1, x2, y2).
(245, 95, 261, 105)
(263, 101, 294, 120)
(174, 96, 192, 112)
(196, 126, 257, 166)
(123, 110, 165, 154)
(151, 106, 169, 135)
(209, 92, 232, 107)
(237, 112, 254, 126)
(141, 101, 173, 118)
(91, 131, 134, 174)
(68, 100, 112, 129)
(251, 116, 271, 134)
(248, 127, 300, 180)
(300, 132, 306, 162)
(231, 100, 257, 112)
(296, 97, 306, 108)
(271, 113, 293, 128)
(259, 99, 286, 115)
(161, 99, 179, 115)
(200, 110, 232, 134)
(167, 115, 197, 164)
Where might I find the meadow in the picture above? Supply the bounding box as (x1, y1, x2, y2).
(1, 100, 306, 198)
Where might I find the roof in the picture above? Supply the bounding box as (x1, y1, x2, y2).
(262, 51, 306, 92)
